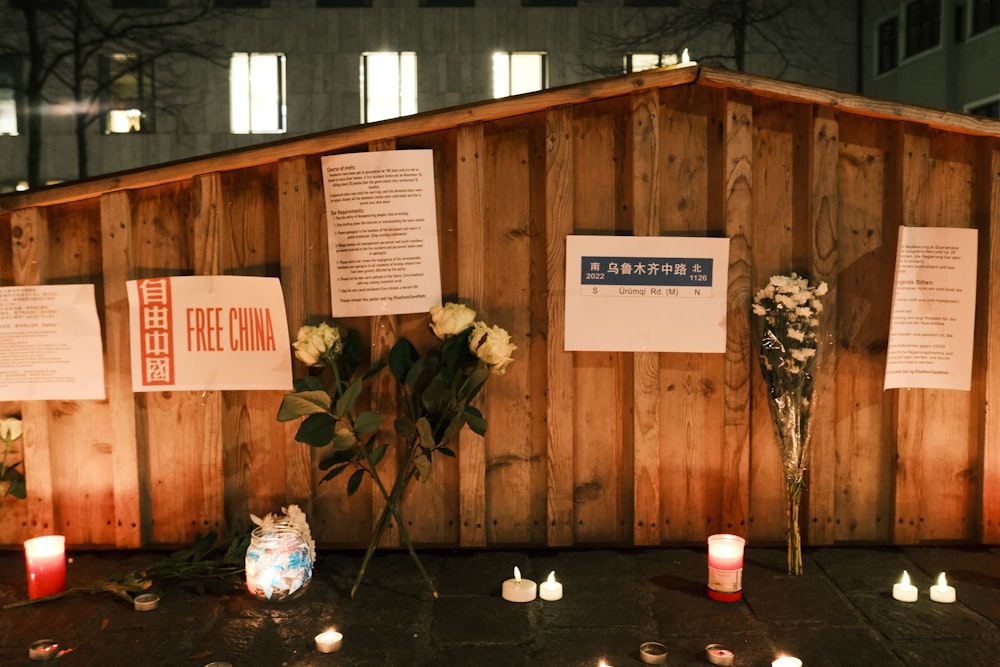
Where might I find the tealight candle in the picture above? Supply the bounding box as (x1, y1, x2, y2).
(929, 572, 956, 603)
(501, 566, 537, 602)
(772, 657, 802, 667)
(315, 629, 343, 653)
(539, 571, 563, 601)
(28, 639, 59, 662)
(23, 536, 67, 600)
(705, 644, 735, 666)
(639, 641, 668, 664)
(892, 570, 918, 602)
(707, 533, 745, 602)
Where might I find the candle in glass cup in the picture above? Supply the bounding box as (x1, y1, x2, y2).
(707, 534, 745, 602)
(24, 536, 66, 600)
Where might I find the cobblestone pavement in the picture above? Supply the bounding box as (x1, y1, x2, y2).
(2, 545, 999, 666)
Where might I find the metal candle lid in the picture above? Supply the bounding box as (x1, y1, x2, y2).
(639, 641, 669, 664)
(28, 640, 59, 662)
(133, 593, 160, 611)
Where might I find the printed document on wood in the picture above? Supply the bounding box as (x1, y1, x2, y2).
(0, 284, 105, 400)
(126, 275, 292, 392)
(322, 150, 442, 317)
(565, 235, 730, 352)
(884, 225, 977, 391)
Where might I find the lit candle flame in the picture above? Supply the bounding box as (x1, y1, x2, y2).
(681, 48, 690, 64)
(513, 566, 521, 583)
(936, 572, 948, 588)
(547, 571, 557, 584)
(900, 570, 911, 586)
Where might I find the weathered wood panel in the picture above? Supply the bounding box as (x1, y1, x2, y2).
(1, 67, 999, 550)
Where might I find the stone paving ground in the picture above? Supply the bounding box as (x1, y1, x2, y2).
(2, 544, 1000, 666)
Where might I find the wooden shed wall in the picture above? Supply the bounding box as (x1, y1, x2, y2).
(2, 67, 1000, 550)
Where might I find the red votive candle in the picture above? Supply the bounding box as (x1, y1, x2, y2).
(707, 533, 745, 602)
(24, 535, 66, 599)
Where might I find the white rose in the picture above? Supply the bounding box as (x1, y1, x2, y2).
(0, 417, 22, 442)
(469, 322, 516, 375)
(292, 323, 343, 367)
(429, 302, 477, 339)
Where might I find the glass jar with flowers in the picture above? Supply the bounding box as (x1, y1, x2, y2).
(277, 302, 516, 598)
(752, 273, 827, 576)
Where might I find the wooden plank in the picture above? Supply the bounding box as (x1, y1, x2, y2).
(275, 156, 317, 521)
(894, 129, 976, 543)
(10, 208, 56, 538)
(806, 108, 839, 545)
(983, 146, 1000, 543)
(455, 124, 488, 547)
(571, 101, 629, 544)
(190, 173, 225, 539)
(100, 191, 143, 547)
(216, 165, 290, 539)
(482, 119, 541, 545)
(545, 107, 576, 547)
(656, 86, 727, 542)
(833, 115, 894, 543)
(722, 92, 753, 537)
(629, 89, 662, 546)
(748, 100, 796, 543)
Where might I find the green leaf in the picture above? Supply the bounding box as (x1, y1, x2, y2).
(341, 329, 365, 376)
(413, 453, 431, 481)
(293, 376, 324, 392)
(461, 366, 491, 403)
(319, 450, 353, 470)
(277, 390, 332, 421)
(389, 337, 418, 383)
(394, 415, 417, 438)
(354, 410, 383, 435)
(333, 430, 357, 451)
(295, 413, 336, 447)
(346, 468, 366, 495)
(438, 447, 455, 458)
(464, 405, 488, 436)
(368, 442, 389, 467)
(416, 417, 436, 450)
(335, 378, 364, 417)
(442, 413, 467, 441)
(320, 464, 350, 483)
(421, 376, 453, 416)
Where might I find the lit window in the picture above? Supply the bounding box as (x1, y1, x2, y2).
(0, 58, 18, 136)
(904, 0, 941, 57)
(104, 54, 154, 134)
(360, 52, 417, 123)
(876, 16, 899, 73)
(624, 52, 678, 73)
(972, 0, 1000, 33)
(492, 52, 547, 99)
(230, 52, 286, 134)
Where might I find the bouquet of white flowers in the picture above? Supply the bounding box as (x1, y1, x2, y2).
(278, 302, 516, 597)
(753, 273, 827, 575)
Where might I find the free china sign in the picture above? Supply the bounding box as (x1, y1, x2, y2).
(127, 276, 292, 391)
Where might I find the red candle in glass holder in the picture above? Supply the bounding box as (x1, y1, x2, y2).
(24, 535, 66, 599)
(707, 533, 745, 602)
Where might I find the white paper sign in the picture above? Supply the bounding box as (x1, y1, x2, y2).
(321, 150, 442, 317)
(126, 276, 292, 392)
(565, 235, 730, 352)
(884, 226, 978, 391)
(0, 284, 106, 400)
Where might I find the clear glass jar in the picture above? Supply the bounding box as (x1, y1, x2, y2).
(245, 523, 313, 601)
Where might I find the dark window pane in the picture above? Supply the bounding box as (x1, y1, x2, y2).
(215, 0, 269, 6)
(969, 99, 1000, 118)
(111, 0, 169, 7)
(522, 0, 577, 6)
(317, 0, 372, 6)
(904, 0, 941, 57)
(877, 16, 898, 73)
(972, 0, 1000, 33)
(420, 0, 474, 5)
(624, 0, 678, 6)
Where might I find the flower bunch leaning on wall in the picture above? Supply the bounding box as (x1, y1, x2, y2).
(753, 273, 827, 576)
(277, 302, 516, 598)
